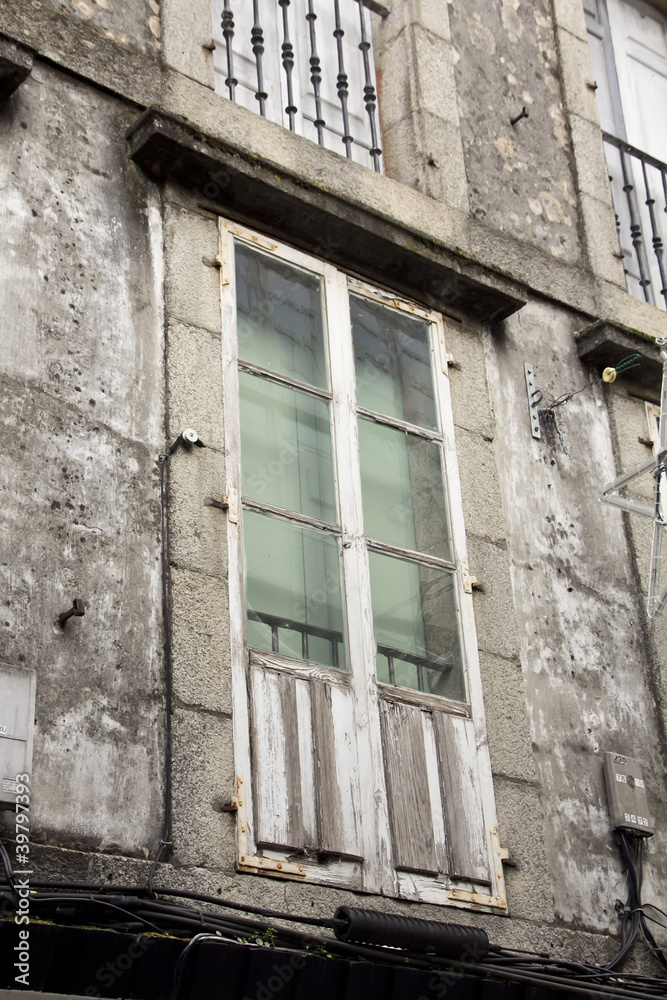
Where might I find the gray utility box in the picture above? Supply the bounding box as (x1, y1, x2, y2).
(603, 751, 654, 836)
(0, 664, 36, 805)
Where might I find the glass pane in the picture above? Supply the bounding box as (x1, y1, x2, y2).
(240, 372, 336, 523)
(351, 295, 437, 430)
(368, 551, 465, 701)
(236, 243, 327, 389)
(244, 510, 345, 669)
(358, 419, 452, 561)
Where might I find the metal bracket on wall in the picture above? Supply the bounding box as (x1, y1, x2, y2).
(524, 363, 542, 439)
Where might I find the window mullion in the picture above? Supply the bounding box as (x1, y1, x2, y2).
(325, 264, 394, 896)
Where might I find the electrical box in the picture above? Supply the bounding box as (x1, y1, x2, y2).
(603, 751, 654, 836)
(0, 665, 36, 806)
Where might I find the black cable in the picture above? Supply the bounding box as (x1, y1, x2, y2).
(5, 881, 666, 994)
(30, 893, 164, 934)
(0, 838, 16, 892)
(170, 934, 233, 1000)
(148, 450, 174, 896)
(22, 880, 335, 928)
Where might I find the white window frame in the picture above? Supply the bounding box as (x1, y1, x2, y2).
(219, 218, 507, 912)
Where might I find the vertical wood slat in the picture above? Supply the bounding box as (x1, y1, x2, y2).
(251, 667, 308, 850)
(379, 700, 440, 874)
(311, 681, 363, 858)
(434, 713, 491, 884)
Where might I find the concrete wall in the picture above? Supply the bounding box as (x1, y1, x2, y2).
(0, 61, 164, 855)
(0, 0, 666, 975)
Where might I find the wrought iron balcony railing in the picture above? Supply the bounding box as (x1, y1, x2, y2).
(603, 132, 667, 311)
(211, 0, 383, 172)
(248, 609, 455, 693)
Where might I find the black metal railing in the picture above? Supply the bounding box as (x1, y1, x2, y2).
(603, 132, 667, 311)
(248, 609, 345, 667)
(377, 644, 454, 693)
(218, 0, 382, 172)
(248, 609, 454, 692)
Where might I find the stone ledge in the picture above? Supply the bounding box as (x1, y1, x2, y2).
(126, 109, 525, 323)
(576, 319, 665, 400)
(0, 35, 32, 99)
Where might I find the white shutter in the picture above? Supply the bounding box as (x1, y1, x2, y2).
(606, 0, 667, 161)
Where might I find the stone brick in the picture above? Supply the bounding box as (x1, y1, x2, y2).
(569, 114, 614, 204)
(166, 320, 225, 454)
(170, 707, 236, 870)
(164, 203, 222, 334)
(493, 778, 555, 922)
(557, 28, 601, 125)
(466, 538, 520, 661)
(167, 443, 227, 580)
(479, 652, 537, 782)
(455, 427, 507, 546)
(161, 0, 215, 88)
(170, 566, 231, 713)
(579, 192, 627, 285)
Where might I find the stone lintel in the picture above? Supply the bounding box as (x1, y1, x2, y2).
(127, 109, 525, 324)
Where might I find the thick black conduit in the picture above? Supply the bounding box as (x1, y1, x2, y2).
(333, 906, 489, 959)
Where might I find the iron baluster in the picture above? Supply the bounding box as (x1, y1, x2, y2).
(278, 0, 297, 130)
(641, 159, 667, 310)
(620, 145, 653, 301)
(333, 0, 353, 158)
(251, 0, 268, 116)
(221, 0, 237, 101)
(306, 0, 325, 144)
(356, 0, 382, 172)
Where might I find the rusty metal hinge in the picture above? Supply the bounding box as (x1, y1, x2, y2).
(206, 487, 238, 523)
(462, 566, 479, 594)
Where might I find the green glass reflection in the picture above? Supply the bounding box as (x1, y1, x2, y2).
(236, 243, 327, 389)
(244, 510, 345, 669)
(358, 419, 452, 561)
(240, 372, 336, 523)
(368, 551, 465, 701)
(351, 295, 437, 430)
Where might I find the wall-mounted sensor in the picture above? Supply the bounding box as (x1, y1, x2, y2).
(165, 429, 205, 456)
(182, 428, 201, 446)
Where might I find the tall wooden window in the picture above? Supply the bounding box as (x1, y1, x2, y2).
(220, 220, 506, 911)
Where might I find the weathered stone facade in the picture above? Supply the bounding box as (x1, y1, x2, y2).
(0, 0, 665, 981)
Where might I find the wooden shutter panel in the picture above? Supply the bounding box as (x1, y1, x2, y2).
(434, 713, 491, 885)
(380, 698, 492, 888)
(250, 664, 364, 861)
